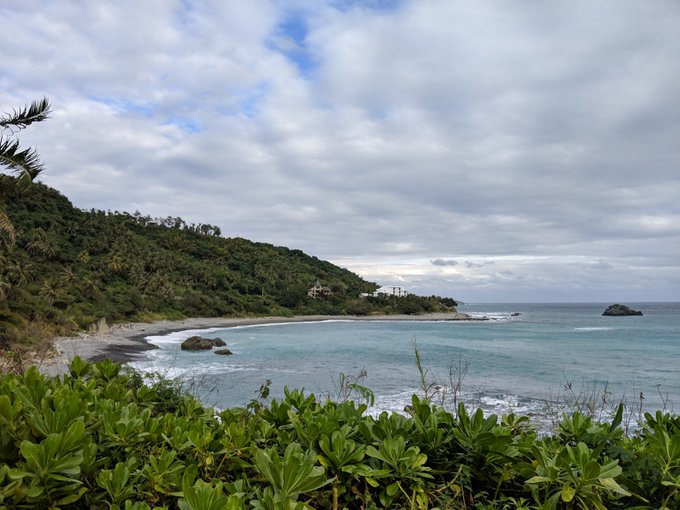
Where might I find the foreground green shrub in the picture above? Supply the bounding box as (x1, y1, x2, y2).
(0, 358, 679, 508)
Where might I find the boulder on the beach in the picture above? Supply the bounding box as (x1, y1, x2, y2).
(88, 317, 109, 335)
(181, 336, 216, 350)
(215, 348, 233, 356)
(212, 338, 226, 347)
(602, 304, 643, 316)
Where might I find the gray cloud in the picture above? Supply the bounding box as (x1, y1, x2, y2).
(464, 261, 494, 269)
(431, 259, 458, 267)
(588, 259, 614, 271)
(2, 0, 679, 301)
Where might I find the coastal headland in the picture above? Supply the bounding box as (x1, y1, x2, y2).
(39, 312, 480, 376)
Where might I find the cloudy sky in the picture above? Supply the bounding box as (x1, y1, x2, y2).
(2, 1, 679, 302)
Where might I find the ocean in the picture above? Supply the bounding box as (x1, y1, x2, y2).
(130, 302, 679, 421)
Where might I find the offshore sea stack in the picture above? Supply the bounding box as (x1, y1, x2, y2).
(602, 304, 643, 316)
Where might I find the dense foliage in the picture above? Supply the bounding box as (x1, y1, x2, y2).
(0, 177, 457, 346)
(0, 358, 678, 509)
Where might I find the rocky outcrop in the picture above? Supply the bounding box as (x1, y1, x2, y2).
(181, 336, 213, 350)
(88, 317, 110, 335)
(214, 348, 233, 355)
(181, 336, 227, 350)
(602, 304, 643, 316)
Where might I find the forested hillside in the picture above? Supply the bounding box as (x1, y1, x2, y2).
(0, 178, 456, 346)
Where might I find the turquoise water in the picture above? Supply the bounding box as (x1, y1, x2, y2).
(130, 302, 679, 417)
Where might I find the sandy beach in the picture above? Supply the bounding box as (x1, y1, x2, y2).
(39, 312, 478, 376)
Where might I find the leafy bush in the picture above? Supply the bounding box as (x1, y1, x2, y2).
(1, 358, 678, 508)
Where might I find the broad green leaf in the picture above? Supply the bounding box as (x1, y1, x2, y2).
(600, 477, 631, 496)
(55, 487, 88, 505)
(583, 460, 600, 480)
(386, 482, 399, 496)
(525, 475, 552, 484)
(598, 460, 622, 479)
(561, 482, 575, 502)
(25, 486, 44, 498)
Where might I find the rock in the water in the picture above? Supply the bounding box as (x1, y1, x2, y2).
(602, 304, 643, 316)
(181, 336, 229, 350)
(181, 336, 216, 350)
(215, 348, 233, 355)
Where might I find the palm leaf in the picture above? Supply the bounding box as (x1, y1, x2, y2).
(0, 97, 51, 130)
(0, 136, 44, 186)
(0, 98, 51, 183)
(0, 98, 51, 246)
(0, 207, 16, 244)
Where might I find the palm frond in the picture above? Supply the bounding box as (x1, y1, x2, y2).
(0, 135, 44, 187)
(0, 207, 16, 244)
(0, 97, 51, 131)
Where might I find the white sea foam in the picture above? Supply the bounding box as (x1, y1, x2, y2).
(363, 390, 549, 427)
(129, 361, 254, 379)
(367, 389, 418, 417)
(145, 327, 224, 347)
(466, 312, 515, 321)
(573, 327, 613, 331)
(478, 395, 540, 415)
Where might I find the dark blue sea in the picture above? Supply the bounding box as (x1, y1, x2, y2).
(131, 302, 679, 421)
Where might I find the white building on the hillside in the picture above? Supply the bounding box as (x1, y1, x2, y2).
(360, 286, 409, 298)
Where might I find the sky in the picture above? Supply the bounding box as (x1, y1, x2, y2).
(2, 0, 679, 303)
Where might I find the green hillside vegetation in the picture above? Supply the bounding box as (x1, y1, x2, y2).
(1, 357, 678, 509)
(0, 177, 458, 347)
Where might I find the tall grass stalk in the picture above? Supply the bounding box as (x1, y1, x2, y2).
(412, 337, 469, 416)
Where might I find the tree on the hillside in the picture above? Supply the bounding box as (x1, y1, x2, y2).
(0, 98, 51, 243)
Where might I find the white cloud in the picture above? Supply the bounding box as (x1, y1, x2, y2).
(2, 0, 679, 301)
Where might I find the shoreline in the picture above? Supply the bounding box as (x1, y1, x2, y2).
(40, 312, 482, 376)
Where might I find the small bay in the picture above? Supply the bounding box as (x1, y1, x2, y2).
(130, 302, 680, 419)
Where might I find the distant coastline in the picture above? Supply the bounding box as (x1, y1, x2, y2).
(40, 311, 481, 376)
